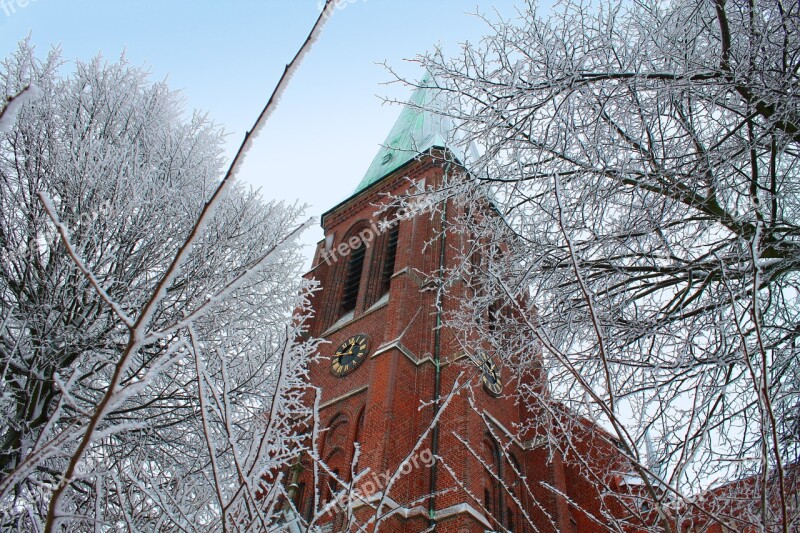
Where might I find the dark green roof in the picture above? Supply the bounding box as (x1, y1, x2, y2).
(353, 73, 460, 195)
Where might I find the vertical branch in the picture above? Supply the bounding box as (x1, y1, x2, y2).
(188, 324, 228, 529)
(304, 388, 323, 532)
(747, 227, 789, 532)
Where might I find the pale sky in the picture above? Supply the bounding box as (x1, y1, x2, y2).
(0, 0, 532, 264)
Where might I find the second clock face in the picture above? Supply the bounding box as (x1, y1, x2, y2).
(479, 352, 503, 396)
(330, 334, 369, 377)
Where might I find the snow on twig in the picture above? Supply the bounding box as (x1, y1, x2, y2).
(38, 193, 135, 328)
(0, 84, 42, 134)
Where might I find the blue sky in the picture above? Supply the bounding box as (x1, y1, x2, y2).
(0, 0, 530, 262)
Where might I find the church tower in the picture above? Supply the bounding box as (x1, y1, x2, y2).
(293, 76, 575, 533)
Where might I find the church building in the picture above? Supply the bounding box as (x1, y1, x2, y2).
(289, 76, 640, 532)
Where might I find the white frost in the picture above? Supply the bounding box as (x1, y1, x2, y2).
(0, 84, 42, 134)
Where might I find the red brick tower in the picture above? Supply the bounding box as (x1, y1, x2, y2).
(292, 77, 575, 533)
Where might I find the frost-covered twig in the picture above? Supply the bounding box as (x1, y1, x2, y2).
(38, 194, 135, 328)
(0, 84, 42, 133)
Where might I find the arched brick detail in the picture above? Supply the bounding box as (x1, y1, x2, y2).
(319, 220, 379, 329)
(352, 404, 366, 462)
(483, 436, 503, 525)
(364, 209, 401, 309)
(323, 447, 346, 502)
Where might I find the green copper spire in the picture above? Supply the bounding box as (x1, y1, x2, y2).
(353, 73, 458, 194)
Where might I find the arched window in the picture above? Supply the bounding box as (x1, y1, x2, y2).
(506, 452, 524, 531)
(379, 222, 399, 296)
(341, 239, 366, 315)
(321, 413, 349, 474)
(292, 481, 307, 517)
(363, 213, 400, 309)
(483, 437, 502, 522)
(323, 447, 344, 504)
(326, 468, 340, 503)
(468, 232, 485, 298)
(322, 454, 342, 503)
(487, 300, 501, 332)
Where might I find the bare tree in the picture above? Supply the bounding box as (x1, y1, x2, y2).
(388, 0, 800, 530)
(0, 0, 339, 529)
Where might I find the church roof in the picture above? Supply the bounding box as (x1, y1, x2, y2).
(352, 72, 462, 195)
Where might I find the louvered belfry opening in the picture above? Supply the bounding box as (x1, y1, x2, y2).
(341, 241, 366, 314)
(380, 224, 399, 295)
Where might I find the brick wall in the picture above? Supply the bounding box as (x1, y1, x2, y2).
(293, 152, 643, 532)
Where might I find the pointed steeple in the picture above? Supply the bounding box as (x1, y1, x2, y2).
(353, 72, 461, 194)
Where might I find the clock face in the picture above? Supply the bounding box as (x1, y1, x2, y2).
(330, 334, 370, 377)
(478, 352, 502, 396)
